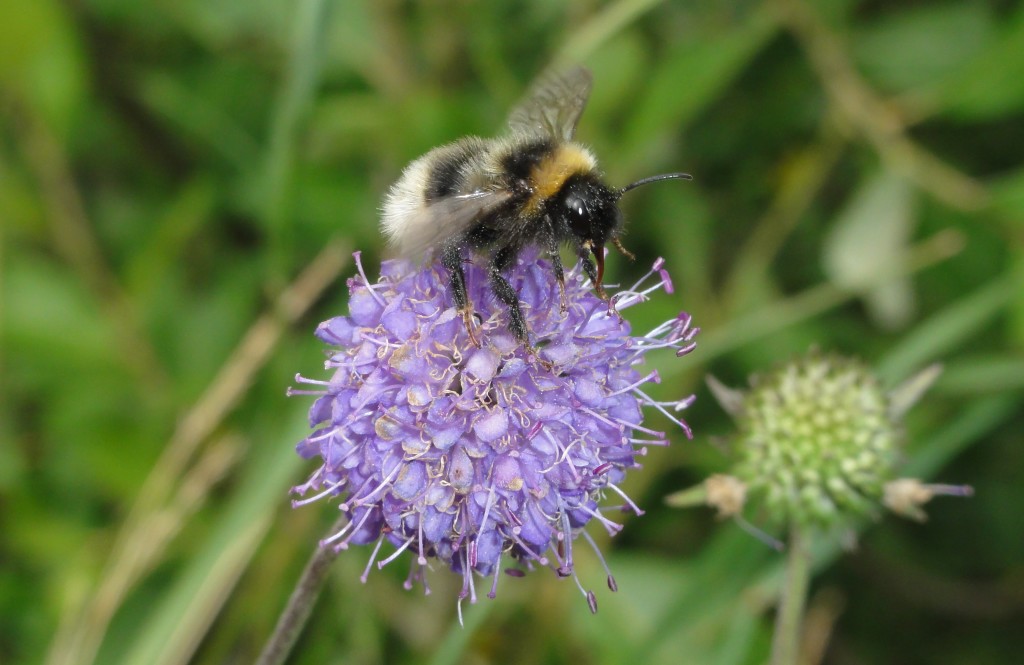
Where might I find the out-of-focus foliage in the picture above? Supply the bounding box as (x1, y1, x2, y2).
(2, 1, 1021, 664)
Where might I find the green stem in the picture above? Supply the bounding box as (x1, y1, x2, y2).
(771, 526, 811, 665)
(256, 515, 346, 665)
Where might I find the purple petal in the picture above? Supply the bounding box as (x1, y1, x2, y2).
(448, 445, 474, 494)
(473, 409, 509, 442)
(465, 348, 500, 382)
(492, 455, 524, 492)
(393, 461, 426, 501)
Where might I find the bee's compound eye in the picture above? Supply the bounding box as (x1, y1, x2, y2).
(564, 194, 589, 229)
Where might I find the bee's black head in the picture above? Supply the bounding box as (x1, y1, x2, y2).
(555, 174, 622, 287)
(559, 175, 622, 248)
(555, 170, 692, 290)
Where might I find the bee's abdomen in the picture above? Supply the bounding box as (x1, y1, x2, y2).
(422, 140, 478, 200)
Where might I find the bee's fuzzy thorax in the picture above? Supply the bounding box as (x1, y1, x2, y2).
(524, 143, 597, 215)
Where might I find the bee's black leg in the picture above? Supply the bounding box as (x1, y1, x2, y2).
(489, 247, 528, 343)
(546, 234, 567, 313)
(490, 247, 554, 369)
(442, 243, 480, 347)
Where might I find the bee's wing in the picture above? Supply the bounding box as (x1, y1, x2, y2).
(385, 189, 513, 259)
(506, 66, 593, 141)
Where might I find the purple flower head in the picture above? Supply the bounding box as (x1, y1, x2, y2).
(289, 248, 697, 614)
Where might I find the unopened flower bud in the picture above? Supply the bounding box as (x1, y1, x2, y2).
(722, 352, 897, 528)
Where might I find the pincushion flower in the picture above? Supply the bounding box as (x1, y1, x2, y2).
(289, 248, 697, 613)
(663, 349, 973, 665)
(668, 351, 971, 533)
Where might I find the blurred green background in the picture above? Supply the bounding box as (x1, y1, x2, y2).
(2, 0, 1023, 663)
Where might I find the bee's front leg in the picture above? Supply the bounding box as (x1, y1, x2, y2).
(578, 248, 608, 301)
(546, 233, 567, 314)
(578, 248, 622, 321)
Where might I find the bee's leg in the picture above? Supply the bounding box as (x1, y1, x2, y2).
(546, 235, 567, 313)
(442, 243, 480, 347)
(578, 248, 621, 321)
(491, 248, 554, 369)
(612, 237, 636, 261)
(577, 249, 608, 301)
(488, 247, 528, 343)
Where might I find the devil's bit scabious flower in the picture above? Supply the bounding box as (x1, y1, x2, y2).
(686, 352, 971, 532)
(289, 248, 697, 614)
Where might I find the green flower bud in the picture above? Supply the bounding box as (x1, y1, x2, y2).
(709, 352, 910, 529)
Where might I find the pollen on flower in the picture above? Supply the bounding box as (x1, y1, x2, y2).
(290, 248, 697, 612)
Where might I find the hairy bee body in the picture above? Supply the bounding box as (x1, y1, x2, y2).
(383, 135, 600, 258)
(380, 67, 688, 345)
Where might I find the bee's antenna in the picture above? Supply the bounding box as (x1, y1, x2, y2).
(620, 172, 692, 194)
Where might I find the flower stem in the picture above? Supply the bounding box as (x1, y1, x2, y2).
(256, 516, 346, 665)
(771, 526, 811, 665)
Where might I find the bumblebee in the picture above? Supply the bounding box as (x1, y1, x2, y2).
(381, 66, 690, 345)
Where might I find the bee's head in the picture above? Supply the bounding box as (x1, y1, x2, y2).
(557, 171, 692, 290)
(556, 175, 623, 291)
(559, 174, 620, 248)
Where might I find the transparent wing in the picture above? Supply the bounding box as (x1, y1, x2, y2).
(506, 66, 593, 140)
(387, 189, 513, 259)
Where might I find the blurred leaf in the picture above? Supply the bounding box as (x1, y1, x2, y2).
(822, 171, 916, 330)
(322, 1, 377, 76)
(306, 93, 396, 161)
(112, 413, 306, 665)
(934, 7, 1024, 120)
(877, 272, 1019, 384)
(988, 166, 1024, 224)
(137, 71, 261, 170)
(900, 393, 1018, 480)
(586, 31, 649, 132)
(939, 355, 1024, 395)
(617, 530, 774, 665)
(260, 0, 332, 283)
(853, 3, 993, 93)
(0, 0, 86, 133)
(621, 12, 777, 168)
(126, 178, 217, 301)
(427, 600, 497, 665)
(0, 161, 46, 237)
(156, 0, 293, 51)
(4, 255, 116, 369)
(1003, 252, 1024, 352)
